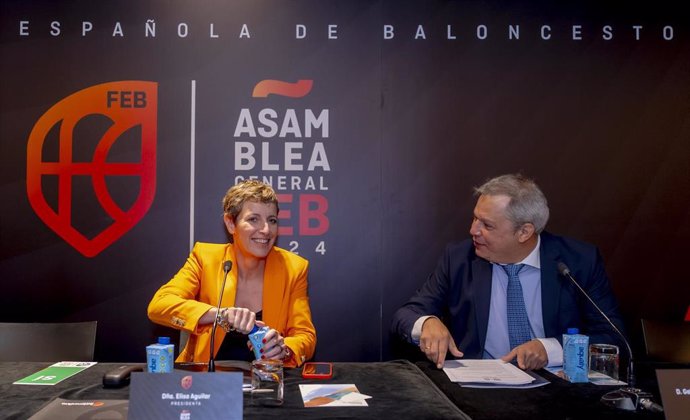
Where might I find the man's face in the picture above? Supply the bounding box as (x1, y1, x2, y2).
(469, 194, 524, 264)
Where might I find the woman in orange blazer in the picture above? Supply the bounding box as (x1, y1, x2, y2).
(148, 180, 316, 367)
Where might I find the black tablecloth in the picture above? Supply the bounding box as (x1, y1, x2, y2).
(416, 360, 668, 420)
(0, 360, 469, 419)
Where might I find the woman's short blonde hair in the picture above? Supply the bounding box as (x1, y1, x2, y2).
(222, 179, 279, 221)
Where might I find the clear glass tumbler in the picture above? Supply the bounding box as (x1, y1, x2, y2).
(251, 359, 284, 406)
(589, 343, 619, 380)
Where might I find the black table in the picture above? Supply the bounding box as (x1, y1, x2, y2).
(416, 360, 669, 420)
(0, 360, 468, 419)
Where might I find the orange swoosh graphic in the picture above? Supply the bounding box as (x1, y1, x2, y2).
(252, 79, 313, 98)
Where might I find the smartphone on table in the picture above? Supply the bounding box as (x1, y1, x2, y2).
(301, 362, 333, 379)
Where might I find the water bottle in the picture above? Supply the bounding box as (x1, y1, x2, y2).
(248, 325, 270, 360)
(146, 336, 174, 373)
(563, 327, 589, 383)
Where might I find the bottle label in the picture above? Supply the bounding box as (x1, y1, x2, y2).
(248, 326, 269, 360)
(563, 334, 589, 383)
(146, 343, 174, 373)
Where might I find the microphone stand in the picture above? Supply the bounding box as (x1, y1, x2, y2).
(557, 262, 663, 413)
(208, 260, 232, 372)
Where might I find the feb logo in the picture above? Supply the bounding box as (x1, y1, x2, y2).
(26, 81, 157, 257)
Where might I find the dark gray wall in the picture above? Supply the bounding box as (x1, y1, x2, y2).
(1, 0, 688, 362)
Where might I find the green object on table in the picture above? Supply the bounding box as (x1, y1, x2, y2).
(13, 361, 96, 386)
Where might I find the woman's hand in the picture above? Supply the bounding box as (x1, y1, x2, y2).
(218, 307, 256, 334)
(258, 328, 290, 360)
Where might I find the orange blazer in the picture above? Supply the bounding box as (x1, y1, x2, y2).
(147, 242, 316, 367)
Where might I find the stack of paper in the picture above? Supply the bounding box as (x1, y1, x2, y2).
(443, 359, 535, 385)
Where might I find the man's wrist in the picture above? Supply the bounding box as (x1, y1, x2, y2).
(537, 337, 562, 366)
(412, 315, 437, 343)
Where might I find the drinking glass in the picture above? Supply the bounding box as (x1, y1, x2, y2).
(251, 359, 284, 406)
(589, 343, 619, 380)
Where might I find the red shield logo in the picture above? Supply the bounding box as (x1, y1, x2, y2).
(26, 81, 157, 257)
(181, 375, 193, 390)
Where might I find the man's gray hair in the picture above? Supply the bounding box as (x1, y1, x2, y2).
(474, 174, 550, 233)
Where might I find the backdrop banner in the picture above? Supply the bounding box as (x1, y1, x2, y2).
(1, 0, 688, 362)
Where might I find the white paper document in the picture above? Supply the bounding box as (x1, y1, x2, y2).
(443, 359, 535, 385)
(544, 366, 627, 386)
(588, 371, 627, 386)
(299, 384, 372, 407)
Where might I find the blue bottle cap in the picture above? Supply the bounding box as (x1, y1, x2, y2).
(249, 325, 260, 335)
(566, 328, 579, 334)
(158, 336, 171, 344)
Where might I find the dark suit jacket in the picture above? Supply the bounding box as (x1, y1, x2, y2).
(391, 232, 626, 359)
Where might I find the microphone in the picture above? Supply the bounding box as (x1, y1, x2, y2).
(557, 262, 634, 385)
(208, 260, 232, 373)
(557, 262, 662, 413)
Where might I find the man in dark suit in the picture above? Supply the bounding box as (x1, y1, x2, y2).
(391, 174, 625, 370)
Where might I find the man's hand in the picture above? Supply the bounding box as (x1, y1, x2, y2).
(419, 317, 463, 369)
(501, 339, 548, 370)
